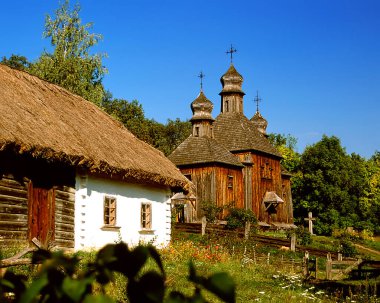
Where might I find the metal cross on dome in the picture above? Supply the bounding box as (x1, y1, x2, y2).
(198, 71, 205, 90)
(254, 91, 262, 112)
(226, 44, 237, 63)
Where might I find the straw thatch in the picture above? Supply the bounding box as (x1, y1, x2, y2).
(0, 64, 189, 191)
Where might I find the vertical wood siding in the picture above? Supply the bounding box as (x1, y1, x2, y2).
(180, 165, 243, 220)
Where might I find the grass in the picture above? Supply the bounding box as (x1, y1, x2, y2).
(1, 233, 379, 302)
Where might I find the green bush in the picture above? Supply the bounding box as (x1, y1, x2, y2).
(288, 226, 312, 246)
(0, 243, 235, 303)
(200, 201, 224, 223)
(225, 208, 257, 230)
(339, 238, 358, 257)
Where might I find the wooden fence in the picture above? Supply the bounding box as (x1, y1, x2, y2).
(173, 222, 338, 258)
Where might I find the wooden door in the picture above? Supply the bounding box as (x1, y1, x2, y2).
(28, 182, 55, 245)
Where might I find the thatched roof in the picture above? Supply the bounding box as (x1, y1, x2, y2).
(168, 136, 243, 167)
(213, 112, 282, 158)
(0, 64, 189, 191)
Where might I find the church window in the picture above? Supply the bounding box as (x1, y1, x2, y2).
(225, 100, 229, 112)
(195, 127, 199, 137)
(227, 175, 234, 189)
(104, 196, 116, 226)
(141, 203, 152, 229)
(260, 162, 273, 179)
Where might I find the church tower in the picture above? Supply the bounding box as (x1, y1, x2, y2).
(251, 91, 268, 135)
(220, 64, 245, 114)
(190, 91, 214, 138)
(220, 46, 245, 114)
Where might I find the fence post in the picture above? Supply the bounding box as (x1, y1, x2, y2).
(303, 251, 309, 276)
(244, 221, 251, 240)
(326, 253, 332, 280)
(267, 253, 270, 265)
(201, 216, 207, 236)
(290, 233, 296, 252)
(338, 253, 343, 261)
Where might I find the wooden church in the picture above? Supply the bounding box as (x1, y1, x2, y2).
(169, 60, 294, 227)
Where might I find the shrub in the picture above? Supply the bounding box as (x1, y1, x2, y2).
(200, 201, 224, 223)
(225, 208, 257, 230)
(288, 226, 312, 246)
(339, 238, 358, 257)
(0, 243, 235, 303)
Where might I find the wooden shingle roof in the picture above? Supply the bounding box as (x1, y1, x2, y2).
(0, 64, 189, 191)
(213, 112, 282, 158)
(168, 136, 243, 167)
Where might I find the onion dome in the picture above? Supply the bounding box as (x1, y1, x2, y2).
(251, 111, 268, 135)
(190, 91, 214, 122)
(220, 64, 245, 95)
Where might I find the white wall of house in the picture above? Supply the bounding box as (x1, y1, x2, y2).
(74, 174, 172, 251)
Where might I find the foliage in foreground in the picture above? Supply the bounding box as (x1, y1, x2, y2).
(0, 243, 235, 303)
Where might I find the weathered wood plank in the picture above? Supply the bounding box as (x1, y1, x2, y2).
(0, 185, 27, 199)
(54, 239, 74, 249)
(55, 190, 75, 202)
(0, 176, 27, 190)
(0, 204, 27, 214)
(0, 230, 27, 239)
(55, 230, 74, 241)
(0, 194, 27, 206)
(55, 222, 74, 233)
(0, 213, 27, 221)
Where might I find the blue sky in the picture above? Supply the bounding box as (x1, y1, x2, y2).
(1, 0, 379, 158)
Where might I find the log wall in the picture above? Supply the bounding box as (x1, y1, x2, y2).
(0, 175, 28, 247)
(0, 174, 75, 250)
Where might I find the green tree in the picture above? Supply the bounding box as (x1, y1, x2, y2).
(292, 135, 372, 235)
(29, 0, 107, 105)
(267, 133, 300, 173)
(157, 118, 191, 156)
(1, 54, 31, 70)
(102, 97, 191, 155)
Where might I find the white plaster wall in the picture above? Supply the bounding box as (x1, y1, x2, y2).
(74, 175, 172, 251)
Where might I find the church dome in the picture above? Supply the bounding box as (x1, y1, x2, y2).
(251, 111, 268, 135)
(190, 91, 214, 122)
(220, 64, 245, 95)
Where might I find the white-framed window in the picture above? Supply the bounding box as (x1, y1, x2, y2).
(141, 203, 152, 229)
(104, 196, 117, 226)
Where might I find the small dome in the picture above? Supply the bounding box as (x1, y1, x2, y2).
(220, 64, 245, 95)
(251, 111, 268, 134)
(190, 91, 214, 122)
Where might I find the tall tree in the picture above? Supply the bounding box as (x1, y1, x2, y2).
(268, 133, 300, 173)
(101, 97, 191, 155)
(29, 0, 106, 105)
(292, 135, 373, 234)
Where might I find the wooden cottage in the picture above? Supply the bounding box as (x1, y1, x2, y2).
(0, 64, 189, 250)
(169, 64, 294, 226)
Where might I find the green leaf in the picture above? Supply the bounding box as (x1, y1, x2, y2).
(83, 294, 115, 303)
(127, 271, 165, 303)
(62, 276, 94, 301)
(147, 245, 165, 276)
(202, 272, 235, 303)
(19, 276, 49, 303)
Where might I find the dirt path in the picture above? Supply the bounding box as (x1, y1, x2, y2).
(354, 243, 380, 259)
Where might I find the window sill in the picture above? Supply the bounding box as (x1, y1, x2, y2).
(139, 229, 155, 235)
(101, 225, 121, 231)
